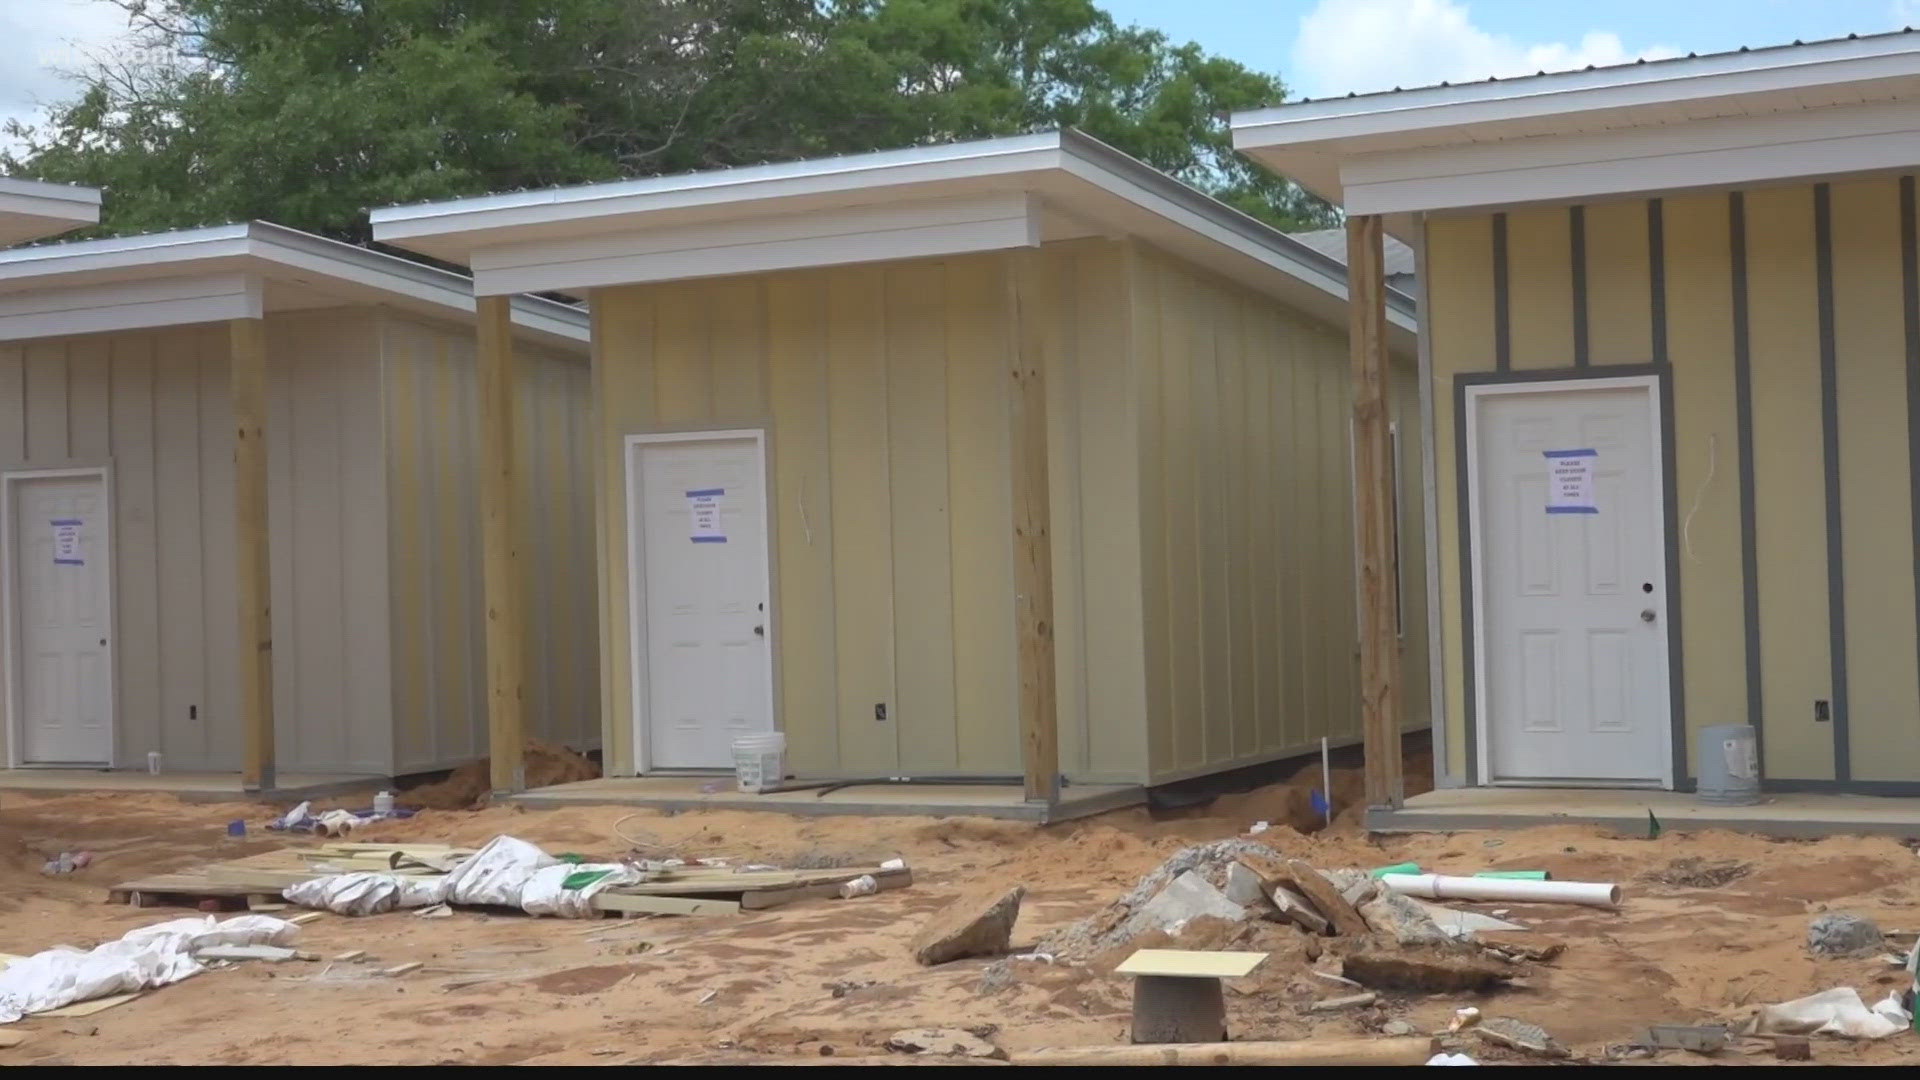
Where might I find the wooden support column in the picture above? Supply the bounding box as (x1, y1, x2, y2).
(1348, 215, 1404, 810)
(1009, 253, 1060, 806)
(477, 294, 526, 794)
(230, 317, 275, 794)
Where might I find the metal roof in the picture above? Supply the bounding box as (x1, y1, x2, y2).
(1287, 228, 1416, 281)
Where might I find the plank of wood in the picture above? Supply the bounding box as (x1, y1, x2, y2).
(1015, 1037, 1434, 1067)
(230, 316, 276, 793)
(738, 869, 913, 910)
(36, 992, 140, 1019)
(1284, 861, 1370, 937)
(592, 894, 741, 917)
(1346, 215, 1403, 810)
(475, 294, 527, 794)
(1008, 251, 1059, 806)
(1114, 949, 1267, 979)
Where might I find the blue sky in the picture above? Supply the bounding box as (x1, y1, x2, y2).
(1098, 0, 1919, 99)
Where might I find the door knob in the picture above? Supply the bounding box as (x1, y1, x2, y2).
(753, 625, 765, 636)
(1640, 609, 1656, 623)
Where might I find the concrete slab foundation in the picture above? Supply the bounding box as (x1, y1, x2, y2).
(0, 768, 387, 804)
(506, 775, 1145, 823)
(1369, 786, 1920, 839)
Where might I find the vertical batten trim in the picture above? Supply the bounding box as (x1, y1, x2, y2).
(1492, 213, 1510, 371)
(1648, 199, 1668, 364)
(1570, 207, 1589, 368)
(1729, 191, 1765, 766)
(1903, 176, 1920, 759)
(1813, 183, 1850, 781)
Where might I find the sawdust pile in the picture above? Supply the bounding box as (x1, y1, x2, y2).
(399, 740, 600, 810)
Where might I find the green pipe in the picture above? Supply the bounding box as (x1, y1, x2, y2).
(1369, 862, 1421, 878)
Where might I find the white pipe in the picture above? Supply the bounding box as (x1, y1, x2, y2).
(1379, 873, 1620, 908)
(1320, 736, 1332, 828)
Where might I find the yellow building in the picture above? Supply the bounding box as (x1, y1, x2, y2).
(1235, 31, 1920, 810)
(374, 131, 1424, 816)
(0, 222, 595, 794)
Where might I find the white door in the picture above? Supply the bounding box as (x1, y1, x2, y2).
(11, 474, 112, 765)
(631, 434, 772, 769)
(1472, 380, 1670, 785)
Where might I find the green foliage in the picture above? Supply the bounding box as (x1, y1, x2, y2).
(4, 0, 1329, 241)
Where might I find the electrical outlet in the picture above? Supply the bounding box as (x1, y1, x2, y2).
(1814, 699, 1831, 723)
(874, 702, 888, 722)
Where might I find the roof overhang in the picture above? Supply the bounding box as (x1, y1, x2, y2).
(0, 221, 587, 347)
(372, 130, 1416, 349)
(0, 178, 101, 246)
(1232, 31, 1920, 222)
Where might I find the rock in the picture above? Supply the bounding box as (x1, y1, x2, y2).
(1322, 868, 1381, 908)
(1123, 871, 1248, 939)
(1771, 1035, 1812, 1061)
(59, 1023, 98, 1037)
(1477, 931, 1565, 962)
(1472, 1016, 1569, 1059)
(1223, 861, 1269, 907)
(1807, 912, 1883, 957)
(1285, 861, 1371, 937)
(911, 885, 1026, 966)
(1357, 890, 1449, 946)
(1342, 944, 1516, 993)
(1382, 1019, 1418, 1037)
(886, 1028, 1007, 1060)
(1269, 883, 1331, 935)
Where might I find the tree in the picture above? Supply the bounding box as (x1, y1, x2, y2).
(4, 0, 1330, 242)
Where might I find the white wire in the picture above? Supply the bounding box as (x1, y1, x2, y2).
(1682, 433, 1717, 563)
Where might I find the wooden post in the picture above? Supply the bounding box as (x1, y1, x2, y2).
(476, 295, 526, 794)
(1009, 253, 1059, 806)
(230, 317, 275, 794)
(1348, 215, 1404, 810)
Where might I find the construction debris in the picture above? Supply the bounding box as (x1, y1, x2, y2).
(1341, 943, 1517, 993)
(1014, 1037, 1435, 1067)
(0, 914, 298, 1023)
(1283, 861, 1370, 937)
(1127, 871, 1247, 938)
(1471, 1016, 1569, 1058)
(1636, 1023, 1729, 1053)
(885, 1027, 1006, 1059)
(910, 885, 1025, 966)
(1807, 912, 1883, 958)
(1303, 991, 1377, 1012)
(1748, 986, 1910, 1040)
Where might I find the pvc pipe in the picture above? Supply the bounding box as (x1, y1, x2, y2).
(1474, 870, 1550, 880)
(1320, 736, 1332, 828)
(1370, 862, 1421, 878)
(1379, 872, 1620, 908)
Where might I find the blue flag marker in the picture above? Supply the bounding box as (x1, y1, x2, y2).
(1310, 789, 1330, 816)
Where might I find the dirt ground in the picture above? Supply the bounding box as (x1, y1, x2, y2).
(5, 769, 1920, 1065)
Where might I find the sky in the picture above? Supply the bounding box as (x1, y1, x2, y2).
(0, 0, 1917, 145)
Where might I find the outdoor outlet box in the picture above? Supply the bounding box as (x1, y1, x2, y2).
(875, 703, 887, 722)
(1814, 699, 1831, 723)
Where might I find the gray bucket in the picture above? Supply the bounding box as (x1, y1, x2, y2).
(1696, 723, 1762, 805)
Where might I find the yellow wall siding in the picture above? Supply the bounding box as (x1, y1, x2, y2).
(1831, 177, 1920, 782)
(380, 312, 596, 774)
(1505, 209, 1576, 370)
(590, 244, 1147, 780)
(1133, 244, 1405, 783)
(1426, 176, 1920, 788)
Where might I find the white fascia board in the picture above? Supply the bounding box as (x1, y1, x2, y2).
(0, 273, 260, 341)
(0, 178, 102, 244)
(466, 192, 1040, 296)
(1231, 33, 1920, 152)
(372, 134, 1066, 260)
(1340, 97, 1920, 215)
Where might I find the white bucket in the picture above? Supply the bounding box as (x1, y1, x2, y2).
(732, 732, 786, 794)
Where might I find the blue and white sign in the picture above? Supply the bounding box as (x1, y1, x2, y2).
(687, 488, 726, 543)
(1544, 448, 1598, 514)
(51, 518, 83, 565)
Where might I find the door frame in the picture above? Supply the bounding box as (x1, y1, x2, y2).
(623, 428, 777, 774)
(2, 464, 117, 769)
(1460, 371, 1679, 789)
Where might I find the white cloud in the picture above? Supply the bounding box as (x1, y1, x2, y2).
(1289, 0, 1681, 99)
(0, 0, 140, 147)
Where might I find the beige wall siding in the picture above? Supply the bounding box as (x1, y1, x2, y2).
(1424, 174, 1920, 787)
(265, 312, 392, 774)
(380, 312, 595, 774)
(1131, 244, 1424, 784)
(589, 243, 1148, 781)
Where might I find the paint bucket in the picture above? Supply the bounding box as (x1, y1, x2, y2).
(1696, 723, 1762, 806)
(731, 732, 786, 794)
(147, 751, 162, 775)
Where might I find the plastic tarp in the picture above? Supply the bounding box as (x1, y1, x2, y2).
(1750, 987, 1911, 1040)
(283, 836, 639, 919)
(0, 915, 297, 1023)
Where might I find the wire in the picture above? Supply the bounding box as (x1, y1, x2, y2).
(1682, 433, 1717, 563)
(611, 813, 667, 852)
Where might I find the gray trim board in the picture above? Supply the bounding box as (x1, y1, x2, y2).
(1906, 176, 1920, 766)
(1729, 191, 1766, 771)
(1452, 364, 1685, 787)
(1648, 199, 1668, 364)
(1492, 213, 1511, 371)
(1412, 214, 1454, 788)
(1570, 206, 1589, 367)
(1813, 183, 1851, 780)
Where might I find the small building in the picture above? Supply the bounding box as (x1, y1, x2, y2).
(373, 130, 1424, 816)
(1234, 30, 1920, 825)
(0, 221, 596, 793)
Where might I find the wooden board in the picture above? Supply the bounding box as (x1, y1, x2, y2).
(1114, 949, 1267, 979)
(592, 894, 741, 917)
(739, 869, 913, 910)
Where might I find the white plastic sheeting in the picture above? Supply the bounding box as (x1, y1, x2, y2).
(1749, 987, 1911, 1040)
(0, 915, 297, 1023)
(283, 836, 638, 919)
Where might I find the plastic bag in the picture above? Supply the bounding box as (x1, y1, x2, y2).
(520, 864, 640, 918)
(283, 872, 450, 915)
(0, 915, 297, 1023)
(441, 836, 558, 909)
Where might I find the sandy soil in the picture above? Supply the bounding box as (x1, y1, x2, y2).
(4, 773, 1920, 1065)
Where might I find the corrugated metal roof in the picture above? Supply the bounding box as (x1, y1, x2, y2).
(1291, 26, 1918, 105)
(1288, 228, 1416, 280)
